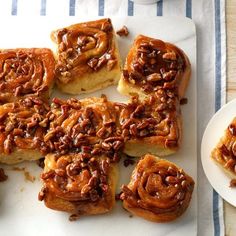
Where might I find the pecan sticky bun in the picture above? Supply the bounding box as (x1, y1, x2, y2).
(39, 153, 117, 216)
(44, 96, 124, 162)
(118, 35, 191, 99)
(117, 89, 181, 157)
(51, 18, 121, 94)
(0, 48, 55, 103)
(211, 117, 236, 181)
(120, 154, 194, 222)
(0, 97, 50, 164)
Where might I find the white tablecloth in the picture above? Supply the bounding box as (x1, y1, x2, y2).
(0, 0, 226, 235)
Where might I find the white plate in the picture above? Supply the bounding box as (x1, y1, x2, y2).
(0, 16, 197, 236)
(201, 98, 236, 206)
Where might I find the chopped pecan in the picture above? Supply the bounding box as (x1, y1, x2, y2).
(88, 58, 98, 69)
(0, 168, 8, 182)
(116, 26, 129, 37)
(41, 170, 55, 180)
(230, 179, 236, 187)
(165, 176, 179, 184)
(163, 51, 177, 60)
(147, 73, 162, 82)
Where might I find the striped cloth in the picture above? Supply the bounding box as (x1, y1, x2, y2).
(0, 0, 226, 235)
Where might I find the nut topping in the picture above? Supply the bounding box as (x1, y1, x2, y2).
(116, 26, 129, 37)
(147, 73, 162, 82)
(163, 51, 177, 60)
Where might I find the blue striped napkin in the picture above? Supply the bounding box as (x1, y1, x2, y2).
(0, 0, 226, 235)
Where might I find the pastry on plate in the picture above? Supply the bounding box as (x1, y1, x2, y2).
(116, 89, 182, 157)
(51, 18, 122, 94)
(117, 35, 191, 100)
(120, 154, 194, 222)
(0, 97, 50, 164)
(0, 48, 55, 103)
(39, 153, 118, 217)
(211, 117, 236, 179)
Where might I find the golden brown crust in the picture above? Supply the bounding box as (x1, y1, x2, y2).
(118, 35, 191, 99)
(0, 48, 55, 103)
(51, 18, 121, 94)
(40, 153, 117, 216)
(0, 97, 50, 164)
(121, 154, 194, 222)
(211, 117, 236, 179)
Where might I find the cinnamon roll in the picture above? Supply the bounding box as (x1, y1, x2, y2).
(116, 90, 181, 157)
(121, 154, 194, 222)
(39, 153, 118, 216)
(0, 48, 55, 103)
(211, 117, 236, 179)
(0, 97, 50, 164)
(117, 35, 191, 100)
(51, 18, 121, 94)
(44, 96, 124, 162)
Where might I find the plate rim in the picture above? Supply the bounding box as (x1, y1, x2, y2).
(201, 98, 236, 207)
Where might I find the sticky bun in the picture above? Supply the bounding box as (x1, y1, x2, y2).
(51, 18, 121, 94)
(121, 154, 194, 222)
(118, 35, 191, 100)
(39, 153, 117, 216)
(0, 48, 55, 103)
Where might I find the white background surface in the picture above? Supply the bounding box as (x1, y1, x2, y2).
(0, 16, 197, 236)
(201, 98, 236, 207)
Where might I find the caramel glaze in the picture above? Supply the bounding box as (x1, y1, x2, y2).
(0, 97, 50, 155)
(121, 154, 194, 222)
(0, 48, 55, 104)
(52, 18, 118, 84)
(41, 154, 111, 203)
(116, 89, 180, 148)
(123, 35, 188, 96)
(43, 96, 123, 163)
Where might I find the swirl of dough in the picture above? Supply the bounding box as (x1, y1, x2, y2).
(52, 18, 117, 84)
(0, 48, 55, 103)
(58, 27, 108, 66)
(121, 154, 194, 222)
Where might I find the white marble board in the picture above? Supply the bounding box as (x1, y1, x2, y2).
(0, 16, 197, 236)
